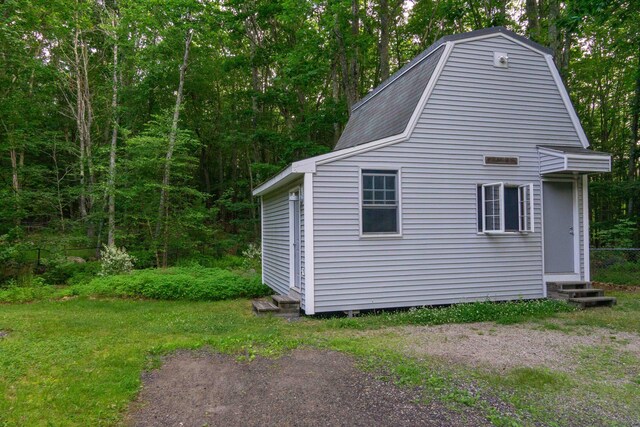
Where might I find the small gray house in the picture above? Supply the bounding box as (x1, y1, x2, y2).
(253, 27, 611, 315)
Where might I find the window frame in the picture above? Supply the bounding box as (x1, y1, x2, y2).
(359, 167, 402, 238)
(479, 182, 534, 235)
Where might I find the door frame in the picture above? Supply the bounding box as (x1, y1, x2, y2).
(541, 177, 581, 282)
(289, 186, 302, 291)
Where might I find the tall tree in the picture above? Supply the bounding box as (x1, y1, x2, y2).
(155, 25, 194, 267)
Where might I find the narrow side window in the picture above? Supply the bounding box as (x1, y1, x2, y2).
(362, 170, 398, 234)
(519, 184, 534, 232)
(481, 183, 504, 232)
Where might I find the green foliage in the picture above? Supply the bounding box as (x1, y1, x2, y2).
(592, 262, 640, 285)
(325, 299, 576, 329)
(98, 245, 135, 276)
(595, 219, 637, 248)
(41, 259, 101, 286)
(0, 283, 57, 303)
(71, 266, 271, 301)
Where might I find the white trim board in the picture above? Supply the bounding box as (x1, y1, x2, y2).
(303, 172, 315, 314)
(582, 175, 590, 282)
(544, 54, 590, 149)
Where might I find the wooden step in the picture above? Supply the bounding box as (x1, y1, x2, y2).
(547, 281, 591, 292)
(253, 296, 300, 318)
(568, 296, 617, 308)
(252, 300, 280, 316)
(557, 288, 604, 299)
(272, 294, 300, 309)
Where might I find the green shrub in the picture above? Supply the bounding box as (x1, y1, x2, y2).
(71, 266, 271, 301)
(0, 285, 58, 303)
(41, 259, 101, 285)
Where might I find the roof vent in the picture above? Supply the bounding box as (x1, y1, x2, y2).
(493, 51, 509, 68)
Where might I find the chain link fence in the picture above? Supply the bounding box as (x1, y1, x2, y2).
(590, 248, 640, 285)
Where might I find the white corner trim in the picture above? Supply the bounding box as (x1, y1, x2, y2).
(582, 175, 590, 281)
(544, 54, 590, 148)
(303, 172, 315, 314)
(260, 196, 264, 285)
(288, 188, 298, 290)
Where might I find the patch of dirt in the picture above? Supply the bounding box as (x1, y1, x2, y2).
(127, 349, 491, 427)
(390, 322, 640, 373)
(0, 330, 7, 339)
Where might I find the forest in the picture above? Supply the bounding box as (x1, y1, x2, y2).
(1, 0, 639, 269)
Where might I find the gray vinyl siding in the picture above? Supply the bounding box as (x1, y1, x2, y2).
(539, 152, 565, 174)
(262, 189, 290, 296)
(566, 157, 611, 173)
(312, 36, 584, 312)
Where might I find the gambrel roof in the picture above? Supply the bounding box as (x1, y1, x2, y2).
(253, 27, 588, 197)
(334, 27, 553, 151)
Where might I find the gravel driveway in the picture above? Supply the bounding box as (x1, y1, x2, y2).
(127, 349, 490, 427)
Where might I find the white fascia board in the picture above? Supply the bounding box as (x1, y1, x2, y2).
(544, 54, 590, 148)
(253, 165, 298, 196)
(252, 159, 317, 197)
(455, 32, 548, 57)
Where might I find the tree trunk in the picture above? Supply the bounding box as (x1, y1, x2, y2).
(73, 27, 89, 228)
(378, 0, 390, 84)
(548, 0, 561, 66)
(628, 52, 640, 216)
(331, 59, 341, 144)
(155, 27, 194, 267)
(107, 11, 119, 247)
(525, 0, 538, 40)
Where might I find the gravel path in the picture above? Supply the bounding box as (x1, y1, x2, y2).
(127, 349, 490, 427)
(391, 322, 640, 373)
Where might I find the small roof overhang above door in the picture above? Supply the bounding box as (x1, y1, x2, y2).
(538, 145, 611, 175)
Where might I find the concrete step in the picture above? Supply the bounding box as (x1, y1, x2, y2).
(568, 296, 617, 308)
(557, 288, 604, 299)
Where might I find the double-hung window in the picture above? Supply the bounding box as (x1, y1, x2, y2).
(478, 183, 533, 233)
(362, 170, 399, 234)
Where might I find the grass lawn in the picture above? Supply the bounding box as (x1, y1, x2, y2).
(1, 292, 639, 426)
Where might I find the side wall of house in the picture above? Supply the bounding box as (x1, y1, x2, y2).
(311, 36, 585, 312)
(262, 189, 290, 296)
(261, 179, 305, 301)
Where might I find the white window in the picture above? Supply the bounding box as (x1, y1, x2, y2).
(362, 170, 399, 234)
(478, 183, 534, 233)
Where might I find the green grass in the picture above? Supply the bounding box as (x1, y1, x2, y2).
(0, 290, 637, 426)
(321, 299, 576, 330)
(592, 262, 640, 286)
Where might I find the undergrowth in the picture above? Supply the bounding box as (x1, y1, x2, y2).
(324, 299, 576, 329)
